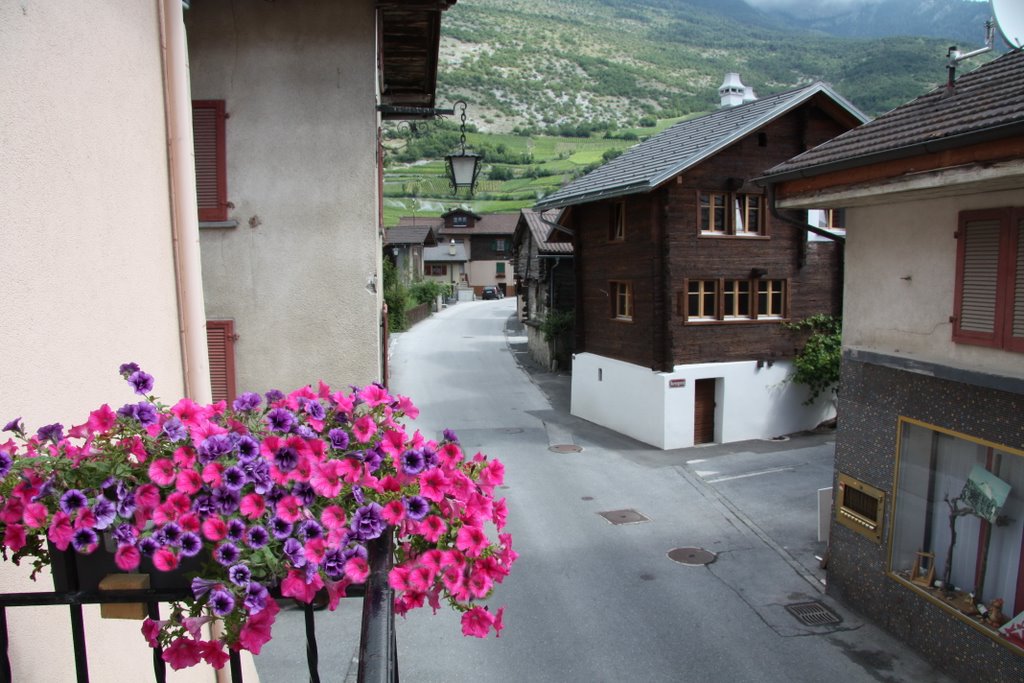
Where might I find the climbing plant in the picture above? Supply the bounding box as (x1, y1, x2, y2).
(785, 314, 842, 405)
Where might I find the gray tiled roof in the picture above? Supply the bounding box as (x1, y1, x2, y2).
(759, 50, 1024, 182)
(383, 224, 436, 246)
(534, 82, 867, 210)
(423, 242, 467, 262)
(521, 208, 573, 255)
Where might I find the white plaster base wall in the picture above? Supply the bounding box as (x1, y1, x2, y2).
(571, 353, 835, 450)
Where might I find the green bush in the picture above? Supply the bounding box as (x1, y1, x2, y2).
(408, 280, 451, 306)
(540, 308, 575, 344)
(784, 314, 842, 405)
(383, 259, 408, 332)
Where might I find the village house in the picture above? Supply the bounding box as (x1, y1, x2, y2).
(384, 223, 439, 285)
(758, 49, 1024, 681)
(534, 75, 867, 449)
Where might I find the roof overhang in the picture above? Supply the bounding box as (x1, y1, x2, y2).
(377, 1, 457, 120)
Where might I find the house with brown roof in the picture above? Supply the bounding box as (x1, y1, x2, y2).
(395, 208, 518, 297)
(513, 208, 575, 369)
(758, 49, 1024, 681)
(384, 223, 439, 285)
(534, 77, 867, 449)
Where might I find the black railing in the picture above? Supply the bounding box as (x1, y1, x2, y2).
(0, 533, 398, 683)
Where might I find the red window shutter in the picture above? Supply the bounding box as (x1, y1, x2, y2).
(953, 212, 1002, 347)
(192, 100, 227, 221)
(206, 320, 236, 404)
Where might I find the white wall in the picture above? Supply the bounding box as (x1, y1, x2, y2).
(571, 353, 834, 450)
(843, 188, 1024, 380)
(187, 0, 382, 393)
(0, 2, 208, 680)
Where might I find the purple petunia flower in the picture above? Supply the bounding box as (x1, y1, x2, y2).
(264, 389, 285, 404)
(60, 489, 88, 514)
(228, 563, 251, 586)
(401, 449, 427, 476)
(3, 418, 24, 435)
(198, 434, 236, 463)
(295, 425, 315, 439)
(211, 487, 240, 515)
(292, 482, 314, 507)
(349, 503, 385, 541)
(115, 493, 137, 519)
(222, 466, 246, 491)
(37, 423, 64, 444)
(116, 403, 139, 421)
(113, 523, 137, 546)
(246, 525, 269, 549)
(322, 549, 346, 580)
(364, 447, 384, 473)
(138, 537, 159, 557)
(180, 532, 202, 557)
(273, 446, 299, 473)
(404, 495, 430, 521)
(160, 522, 183, 545)
(226, 518, 247, 542)
(92, 499, 117, 530)
(71, 528, 99, 552)
(244, 582, 269, 613)
(328, 428, 349, 451)
(269, 516, 293, 540)
(283, 538, 306, 567)
(134, 402, 159, 426)
(265, 408, 296, 433)
(351, 486, 365, 505)
(236, 435, 261, 462)
(0, 450, 12, 478)
(443, 428, 459, 443)
(303, 399, 326, 421)
(208, 589, 236, 617)
(128, 370, 154, 395)
(214, 542, 241, 566)
(232, 392, 262, 412)
(299, 520, 323, 541)
(118, 362, 141, 377)
(191, 577, 219, 599)
(162, 417, 187, 442)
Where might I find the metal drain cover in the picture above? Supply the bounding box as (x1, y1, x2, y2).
(598, 509, 650, 525)
(549, 444, 583, 453)
(785, 601, 841, 626)
(668, 547, 716, 566)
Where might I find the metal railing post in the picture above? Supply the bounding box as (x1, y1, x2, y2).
(357, 530, 397, 683)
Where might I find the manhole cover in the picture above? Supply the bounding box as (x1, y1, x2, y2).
(668, 547, 716, 566)
(598, 509, 650, 525)
(503, 428, 524, 434)
(785, 601, 841, 626)
(549, 444, 583, 453)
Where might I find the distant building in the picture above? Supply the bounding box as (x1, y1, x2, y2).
(535, 78, 867, 449)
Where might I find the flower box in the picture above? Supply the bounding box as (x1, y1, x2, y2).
(48, 540, 204, 593)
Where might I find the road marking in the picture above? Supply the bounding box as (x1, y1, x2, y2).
(694, 470, 719, 478)
(703, 466, 795, 483)
(686, 458, 707, 464)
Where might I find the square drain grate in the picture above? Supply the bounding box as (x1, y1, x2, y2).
(598, 509, 650, 525)
(785, 601, 841, 626)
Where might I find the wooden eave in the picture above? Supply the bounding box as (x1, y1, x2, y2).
(774, 135, 1024, 208)
(377, 1, 456, 118)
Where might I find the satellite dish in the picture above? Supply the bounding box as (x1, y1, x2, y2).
(992, 0, 1024, 49)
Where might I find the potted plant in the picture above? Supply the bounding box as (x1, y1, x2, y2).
(0, 364, 515, 670)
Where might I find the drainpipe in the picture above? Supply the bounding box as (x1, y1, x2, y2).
(159, 0, 212, 404)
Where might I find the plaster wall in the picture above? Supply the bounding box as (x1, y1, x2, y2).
(467, 259, 511, 289)
(187, 0, 381, 393)
(843, 188, 1024, 380)
(571, 353, 834, 450)
(0, 2, 206, 680)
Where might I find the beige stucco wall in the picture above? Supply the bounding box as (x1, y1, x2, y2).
(0, 2, 209, 680)
(187, 0, 382, 394)
(843, 187, 1024, 379)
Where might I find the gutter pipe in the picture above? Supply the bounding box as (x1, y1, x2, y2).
(159, 0, 211, 405)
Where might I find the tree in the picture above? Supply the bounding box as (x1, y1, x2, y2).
(784, 314, 841, 405)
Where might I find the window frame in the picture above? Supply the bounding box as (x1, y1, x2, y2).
(427, 264, 448, 276)
(609, 201, 626, 242)
(683, 279, 718, 320)
(681, 277, 789, 323)
(953, 207, 1024, 353)
(610, 280, 633, 321)
(193, 100, 228, 222)
(698, 190, 766, 237)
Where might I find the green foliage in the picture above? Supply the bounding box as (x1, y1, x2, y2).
(785, 314, 842, 405)
(408, 280, 452, 306)
(540, 308, 575, 344)
(382, 259, 408, 332)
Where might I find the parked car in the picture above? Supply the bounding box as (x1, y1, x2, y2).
(482, 286, 499, 300)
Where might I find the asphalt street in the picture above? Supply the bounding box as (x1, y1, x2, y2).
(254, 297, 952, 683)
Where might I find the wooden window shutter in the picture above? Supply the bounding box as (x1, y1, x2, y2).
(953, 213, 1001, 347)
(1007, 212, 1024, 352)
(192, 100, 227, 221)
(206, 320, 237, 405)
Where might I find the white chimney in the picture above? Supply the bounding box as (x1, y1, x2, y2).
(718, 73, 755, 107)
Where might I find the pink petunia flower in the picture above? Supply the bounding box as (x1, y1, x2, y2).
(86, 404, 117, 434)
(492, 497, 508, 529)
(394, 395, 419, 419)
(115, 544, 141, 571)
(199, 640, 229, 669)
(460, 607, 495, 638)
(358, 384, 391, 407)
(280, 570, 323, 604)
(141, 618, 166, 648)
(235, 596, 280, 655)
(478, 459, 505, 488)
(2, 524, 25, 552)
(456, 525, 489, 557)
(381, 500, 405, 525)
(176, 469, 203, 496)
(148, 459, 177, 487)
(239, 493, 266, 519)
(23, 502, 49, 529)
(153, 548, 180, 572)
(352, 416, 377, 443)
(162, 637, 202, 670)
(321, 505, 347, 530)
(344, 557, 370, 583)
(310, 460, 343, 498)
(418, 469, 449, 502)
(201, 516, 228, 541)
(48, 512, 74, 550)
(275, 495, 301, 523)
(304, 538, 327, 565)
(417, 515, 447, 543)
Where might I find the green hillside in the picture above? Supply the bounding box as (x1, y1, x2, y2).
(383, 0, 990, 226)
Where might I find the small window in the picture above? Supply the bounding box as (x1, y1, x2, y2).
(452, 214, 468, 227)
(723, 280, 751, 318)
(699, 191, 765, 236)
(610, 202, 626, 241)
(496, 262, 506, 278)
(494, 238, 507, 252)
(428, 264, 447, 276)
(685, 279, 717, 320)
(611, 281, 633, 321)
(757, 279, 785, 318)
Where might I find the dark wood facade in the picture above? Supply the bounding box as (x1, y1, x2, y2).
(570, 103, 850, 372)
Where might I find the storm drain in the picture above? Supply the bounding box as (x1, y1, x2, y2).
(549, 444, 583, 453)
(785, 601, 841, 626)
(667, 547, 716, 566)
(598, 509, 650, 525)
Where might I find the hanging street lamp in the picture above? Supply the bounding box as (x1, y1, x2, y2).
(444, 101, 482, 195)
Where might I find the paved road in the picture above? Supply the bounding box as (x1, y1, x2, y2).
(255, 298, 952, 683)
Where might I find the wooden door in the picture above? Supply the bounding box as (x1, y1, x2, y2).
(694, 379, 716, 445)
